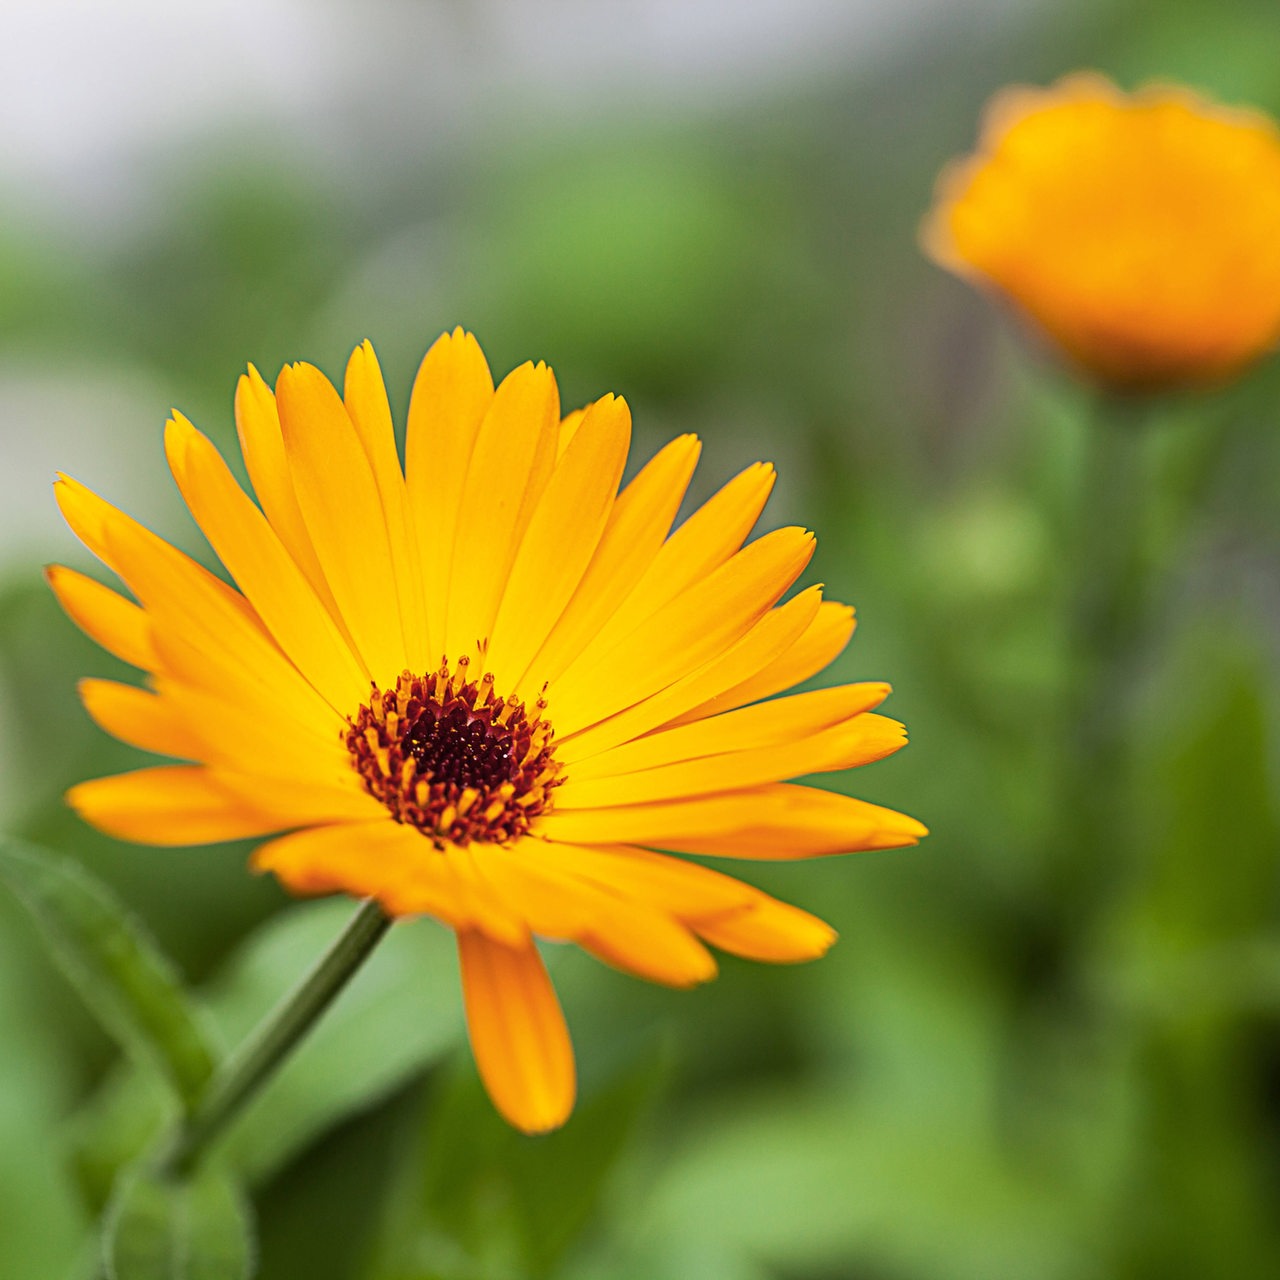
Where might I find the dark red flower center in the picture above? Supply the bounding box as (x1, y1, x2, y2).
(344, 657, 561, 847)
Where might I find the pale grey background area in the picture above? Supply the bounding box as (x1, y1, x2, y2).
(2, 0, 1043, 217)
(0, 0, 1048, 566)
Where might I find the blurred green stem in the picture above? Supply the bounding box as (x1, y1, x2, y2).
(1060, 395, 1151, 899)
(159, 898, 392, 1179)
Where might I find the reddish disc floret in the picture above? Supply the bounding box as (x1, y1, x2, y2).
(345, 656, 561, 847)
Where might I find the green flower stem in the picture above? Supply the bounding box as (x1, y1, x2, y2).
(160, 898, 392, 1179)
(1058, 392, 1152, 903)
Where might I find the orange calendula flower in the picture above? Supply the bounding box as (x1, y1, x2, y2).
(922, 72, 1280, 391)
(51, 331, 924, 1133)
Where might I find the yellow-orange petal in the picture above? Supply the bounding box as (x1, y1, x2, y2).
(276, 361, 408, 681)
(562, 461, 776, 677)
(474, 843, 718, 988)
(550, 844, 836, 963)
(673, 598, 856, 726)
(550, 525, 815, 736)
(85, 485, 335, 737)
(484, 393, 630, 691)
(148, 624, 339, 756)
(523, 433, 701, 692)
(923, 72, 1280, 390)
(234, 364, 343, 619)
(420, 843, 531, 947)
(68, 766, 284, 846)
(566, 845, 830, 964)
(209, 767, 403, 836)
(404, 329, 495, 663)
(343, 341, 432, 672)
(380, 841, 528, 946)
(250, 821, 525, 942)
(539, 782, 928, 857)
(457, 930, 576, 1134)
(78, 679, 200, 759)
(569, 682, 891, 780)
(532, 841, 757, 921)
(55, 475, 254, 626)
(556, 713, 907, 810)
(558, 584, 823, 765)
(57, 476, 316, 734)
(444, 360, 560, 663)
(580, 911, 717, 988)
(556, 406, 587, 457)
(152, 677, 355, 790)
(46, 566, 156, 671)
(163, 413, 370, 712)
(693, 897, 837, 963)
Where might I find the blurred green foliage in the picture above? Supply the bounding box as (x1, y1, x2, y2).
(3, 2, 1280, 1277)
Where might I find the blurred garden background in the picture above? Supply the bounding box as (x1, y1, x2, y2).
(3, 0, 1280, 1276)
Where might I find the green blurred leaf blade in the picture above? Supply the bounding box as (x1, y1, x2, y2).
(103, 1165, 254, 1280)
(70, 1065, 172, 1214)
(0, 839, 216, 1111)
(380, 1050, 662, 1279)
(510, 1058, 662, 1277)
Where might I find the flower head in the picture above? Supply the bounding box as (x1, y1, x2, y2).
(922, 73, 1280, 391)
(51, 331, 924, 1132)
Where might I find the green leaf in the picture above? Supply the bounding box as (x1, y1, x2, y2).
(1143, 651, 1279, 944)
(70, 1066, 171, 1214)
(1102, 642, 1280, 1276)
(0, 907, 91, 1274)
(377, 1050, 662, 1279)
(562, 1237, 773, 1280)
(636, 1089, 1087, 1280)
(508, 1060, 663, 1276)
(103, 1165, 254, 1280)
(0, 839, 216, 1112)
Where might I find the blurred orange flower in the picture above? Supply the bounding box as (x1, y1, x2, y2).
(923, 73, 1280, 392)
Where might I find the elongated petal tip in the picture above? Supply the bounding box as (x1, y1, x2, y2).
(458, 930, 577, 1133)
(512, 1088, 576, 1135)
(68, 768, 287, 847)
(162, 411, 201, 474)
(870, 810, 929, 848)
(696, 896, 837, 964)
(344, 339, 380, 384)
(429, 326, 481, 358)
(235, 364, 274, 413)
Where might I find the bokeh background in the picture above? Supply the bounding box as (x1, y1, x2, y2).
(3, 1, 1279, 1277)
